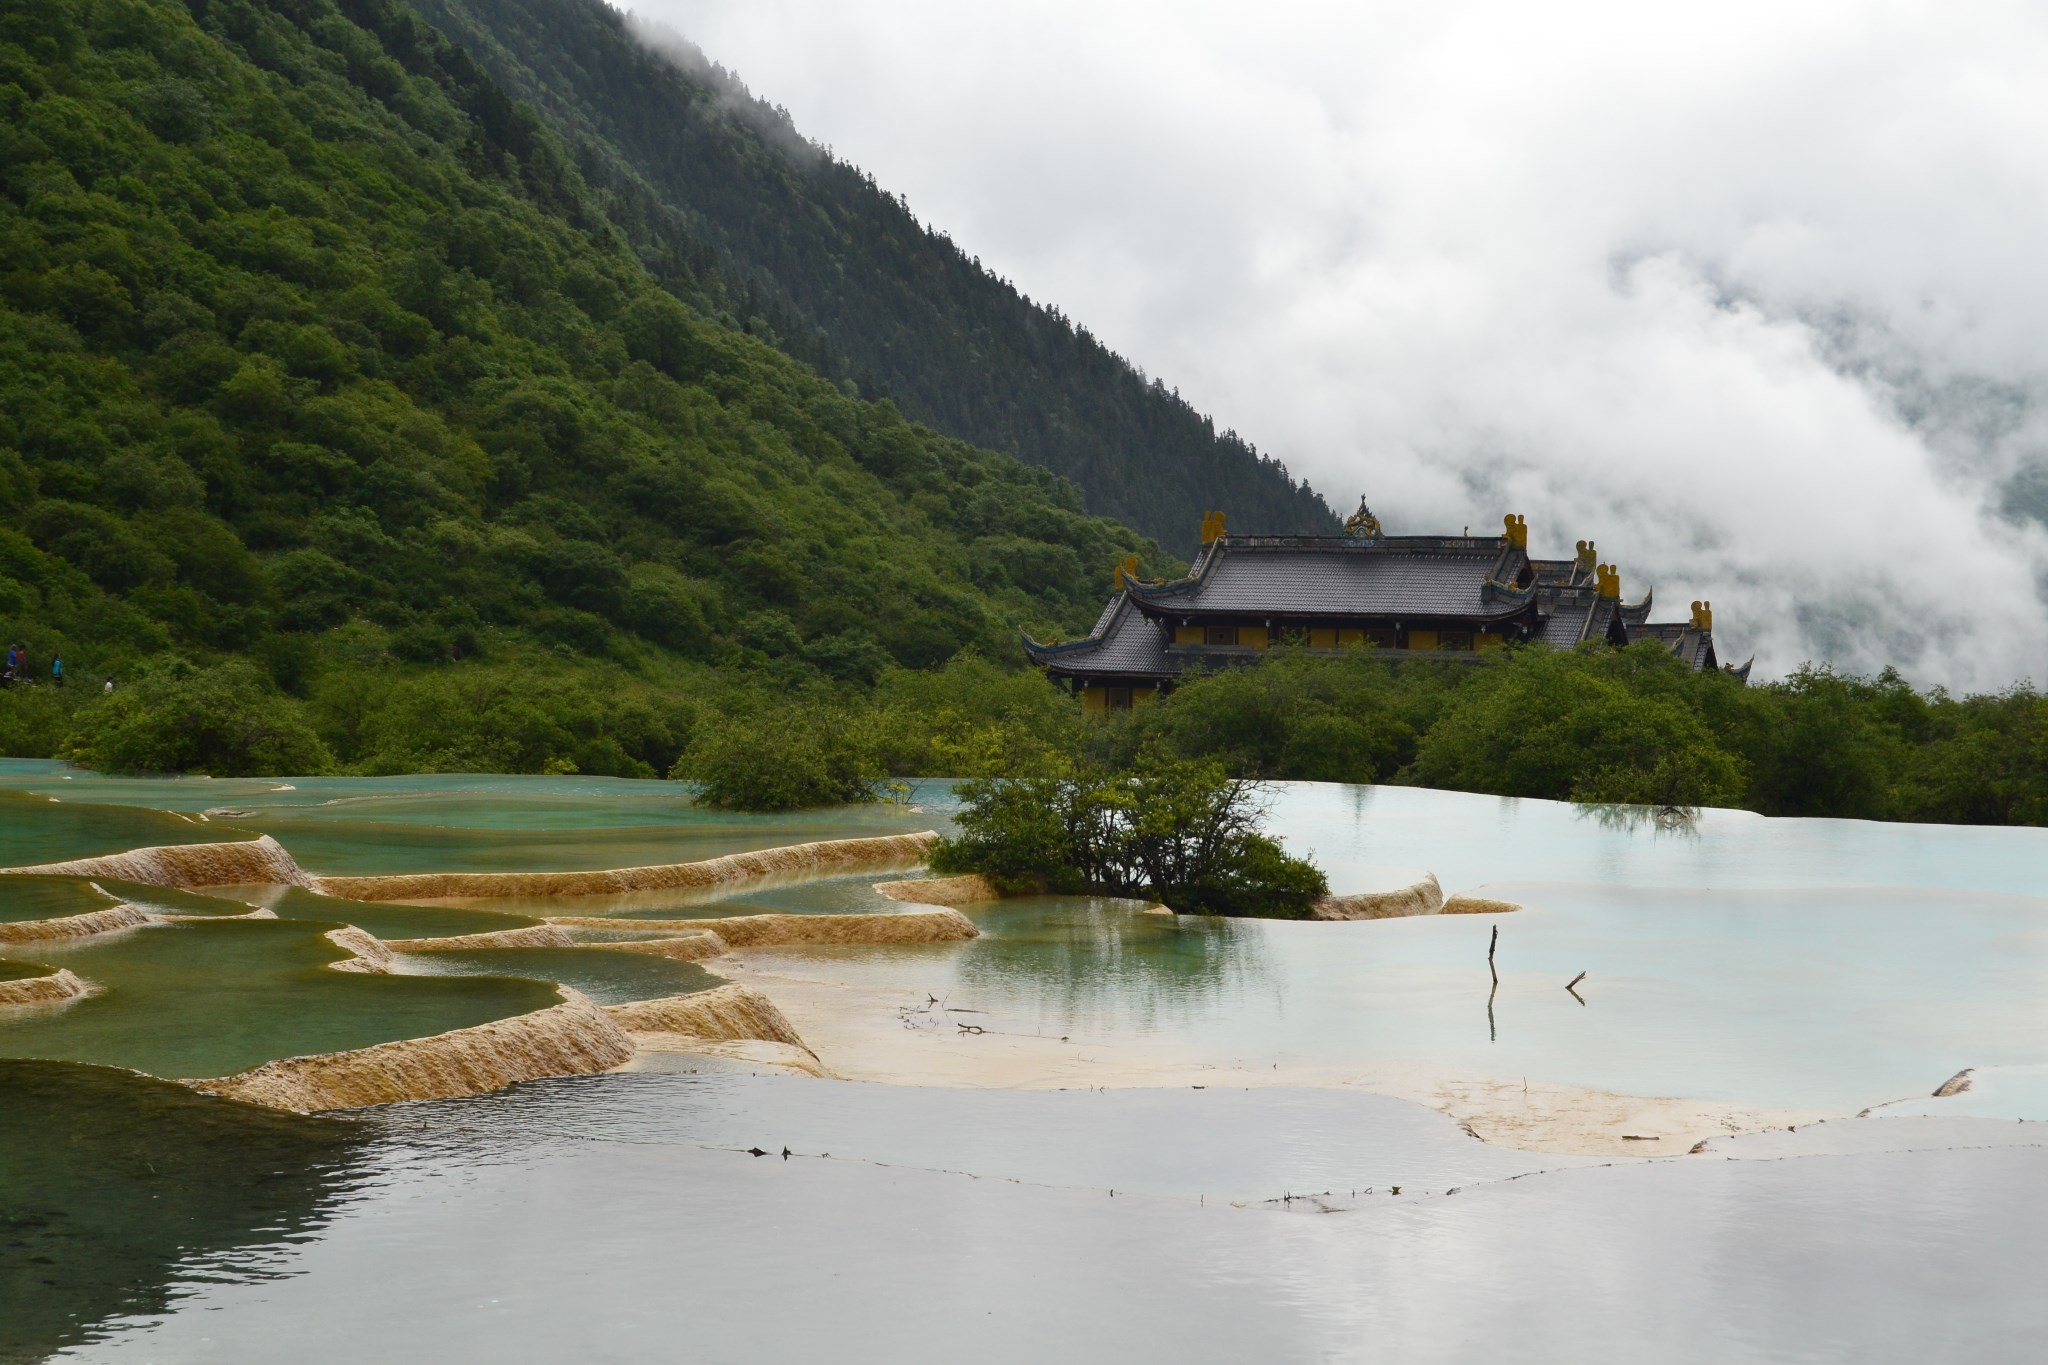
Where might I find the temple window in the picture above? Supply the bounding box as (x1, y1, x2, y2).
(1204, 625, 1238, 646)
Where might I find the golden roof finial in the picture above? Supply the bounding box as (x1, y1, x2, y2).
(1344, 496, 1381, 538)
(1200, 510, 1227, 544)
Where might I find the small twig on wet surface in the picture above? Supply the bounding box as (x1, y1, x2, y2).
(1564, 971, 1587, 1004)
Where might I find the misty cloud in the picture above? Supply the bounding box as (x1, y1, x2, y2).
(639, 0, 2048, 688)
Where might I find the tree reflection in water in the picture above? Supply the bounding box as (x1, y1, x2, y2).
(0, 1060, 371, 1362)
(1574, 803, 1703, 837)
(950, 897, 1275, 1035)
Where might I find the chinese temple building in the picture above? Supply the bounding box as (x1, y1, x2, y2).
(1024, 499, 1748, 711)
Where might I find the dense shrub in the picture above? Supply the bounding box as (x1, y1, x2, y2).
(931, 752, 1329, 918)
(63, 659, 333, 776)
(1408, 646, 1744, 807)
(672, 699, 890, 811)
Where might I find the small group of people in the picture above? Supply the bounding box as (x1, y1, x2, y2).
(3, 642, 64, 688)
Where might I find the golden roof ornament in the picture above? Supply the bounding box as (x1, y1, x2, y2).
(1343, 496, 1382, 538)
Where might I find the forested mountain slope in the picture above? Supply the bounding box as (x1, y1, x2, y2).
(0, 0, 1160, 773)
(402, 0, 1338, 552)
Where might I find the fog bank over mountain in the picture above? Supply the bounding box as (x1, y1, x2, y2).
(642, 0, 2048, 688)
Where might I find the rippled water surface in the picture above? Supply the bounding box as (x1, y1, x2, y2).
(15, 1068, 2046, 1364)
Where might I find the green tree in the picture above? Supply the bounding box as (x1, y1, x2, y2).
(1409, 645, 1744, 808)
(673, 698, 889, 811)
(63, 659, 333, 776)
(932, 751, 1328, 917)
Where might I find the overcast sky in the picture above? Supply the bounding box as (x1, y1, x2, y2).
(635, 1, 2048, 689)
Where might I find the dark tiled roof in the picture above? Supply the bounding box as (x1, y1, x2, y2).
(1536, 593, 1599, 646)
(1633, 621, 1719, 669)
(1128, 539, 1528, 620)
(1619, 591, 1654, 626)
(1021, 594, 1173, 678)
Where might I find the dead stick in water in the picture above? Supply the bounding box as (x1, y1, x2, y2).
(1564, 970, 1587, 1005)
(1486, 925, 1500, 1041)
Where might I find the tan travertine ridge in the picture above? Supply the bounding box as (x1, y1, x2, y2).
(607, 983, 807, 1048)
(325, 926, 395, 974)
(386, 925, 576, 953)
(0, 834, 315, 888)
(310, 832, 939, 902)
(0, 966, 90, 1007)
(152, 907, 279, 923)
(189, 986, 636, 1112)
(1442, 894, 1522, 915)
(185, 983, 817, 1112)
(545, 908, 978, 949)
(0, 904, 153, 942)
(1311, 873, 1444, 920)
(873, 874, 1000, 907)
(596, 932, 731, 962)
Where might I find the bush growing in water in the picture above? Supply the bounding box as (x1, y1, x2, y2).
(62, 659, 333, 776)
(931, 752, 1328, 917)
(673, 700, 892, 811)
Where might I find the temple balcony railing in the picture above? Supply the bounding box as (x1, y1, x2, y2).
(1162, 644, 1500, 665)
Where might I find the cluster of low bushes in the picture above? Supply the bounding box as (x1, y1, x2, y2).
(13, 636, 2048, 836)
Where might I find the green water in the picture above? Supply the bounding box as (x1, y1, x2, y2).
(0, 1058, 370, 1363)
(0, 762, 942, 877)
(0, 788, 250, 868)
(0, 876, 118, 924)
(1, 918, 561, 1079)
(393, 946, 719, 1005)
(0, 957, 52, 983)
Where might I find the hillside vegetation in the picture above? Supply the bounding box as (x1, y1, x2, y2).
(403, 0, 1337, 552)
(0, 0, 1163, 774)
